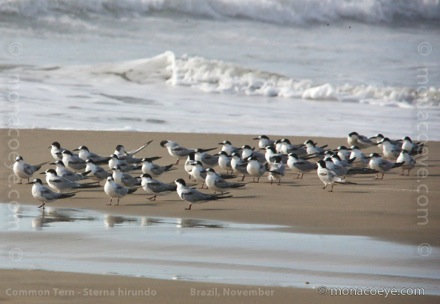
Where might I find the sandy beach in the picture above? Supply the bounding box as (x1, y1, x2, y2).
(1, 129, 439, 303)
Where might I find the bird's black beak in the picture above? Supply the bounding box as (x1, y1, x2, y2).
(72, 148, 79, 151)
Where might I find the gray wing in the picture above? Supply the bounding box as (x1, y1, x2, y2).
(23, 163, 36, 176)
(378, 160, 393, 171)
(95, 167, 111, 179)
(150, 164, 164, 175)
(214, 178, 232, 190)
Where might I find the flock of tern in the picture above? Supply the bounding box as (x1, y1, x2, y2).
(12, 132, 422, 210)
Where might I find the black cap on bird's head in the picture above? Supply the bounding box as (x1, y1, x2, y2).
(231, 152, 240, 158)
(115, 145, 125, 151)
(219, 140, 232, 145)
(348, 132, 359, 137)
(51, 160, 65, 166)
(110, 154, 119, 159)
(141, 173, 153, 179)
(403, 136, 412, 142)
(175, 178, 186, 186)
(106, 176, 114, 182)
(44, 168, 57, 175)
(51, 142, 61, 149)
(288, 153, 298, 159)
(73, 145, 89, 152)
(160, 140, 169, 147)
(15, 156, 23, 162)
(62, 150, 73, 156)
(31, 178, 43, 184)
(191, 161, 203, 166)
(205, 168, 215, 173)
(85, 158, 95, 164)
(350, 145, 360, 150)
(281, 138, 291, 144)
(317, 160, 326, 168)
(304, 139, 315, 145)
(265, 146, 276, 152)
(218, 151, 229, 156)
(369, 153, 381, 158)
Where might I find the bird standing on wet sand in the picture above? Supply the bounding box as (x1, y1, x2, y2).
(368, 153, 404, 179)
(31, 178, 75, 210)
(104, 176, 137, 206)
(13, 156, 47, 184)
(175, 178, 232, 210)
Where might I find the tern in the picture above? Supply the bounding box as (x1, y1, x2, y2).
(51, 160, 90, 182)
(205, 168, 245, 194)
(108, 154, 143, 172)
(49, 141, 67, 160)
(246, 155, 267, 182)
(303, 140, 327, 158)
(31, 178, 75, 210)
(114, 141, 153, 163)
(219, 140, 240, 155)
(286, 153, 317, 179)
(396, 150, 416, 176)
(231, 152, 249, 181)
(265, 146, 287, 164)
(42, 169, 99, 193)
(279, 138, 307, 156)
(112, 166, 141, 187)
(317, 160, 351, 192)
(218, 151, 233, 173)
(349, 146, 370, 168)
(368, 153, 404, 179)
(141, 158, 175, 177)
(253, 135, 274, 149)
(195, 148, 219, 168)
(242, 145, 265, 163)
(268, 156, 285, 185)
(140, 173, 176, 201)
(61, 150, 86, 171)
(13, 156, 47, 184)
(104, 176, 137, 206)
(378, 138, 401, 160)
(160, 140, 215, 165)
(73, 145, 110, 164)
(347, 132, 375, 149)
(85, 159, 111, 185)
(175, 178, 232, 210)
(401, 136, 424, 155)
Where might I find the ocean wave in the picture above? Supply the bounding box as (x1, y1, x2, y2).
(80, 51, 439, 107)
(1, 0, 439, 26)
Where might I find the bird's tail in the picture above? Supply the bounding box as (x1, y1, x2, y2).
(346, 168, 378, 175)
(128, 188, 138, 194)
(230, 183, 246, 188)
(79, 182, 101, 189)
(81, 170, 91, 177)
(34, 162, 49, 171)
(59, 192, 76, 199)
(164, 164, 176, 172)
(392, 162, 404, 168)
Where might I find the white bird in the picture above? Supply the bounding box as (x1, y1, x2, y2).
(13, 156, 47, 184)
(175, 178, 231, 210)
(401, 136, 424, 155)
(51, 160, 90, 182)
(368, 153, 404, 179)
(73, 145, 110, 164)
(265, 146, 287, 164)
(49, 141, 67, 160)
(316, 160, 348, 192)
(112, 166, 141, 187)
(279, 138, 307, 156)
(246, 156, 267, 182)
(85, 159, 111, 185)
(303, 140, 326, 158)
(396, 150, 416, 176)
(349, 146, 370, 168)
(253, 135, 274, 149)
(219, 140, 240, 155)
(31, 178, 75, 210)
(61, 150, 86, 171)
(195, 148, 219, 168)
(42, 169, 99, 193)
(108, 154, 142, 172)
(379, 138, 401, 160)
(141, 158, 175, 177)
(205, 168, 245, 194)
(184, 152, 196, 179)
(104, 176, 137, 206)
(242, 145, 265, 163)
(113, 141, 153, 163)
(140, 173, 176, 201)
(218, 151, 233, 173)
(334, 146, 351, 160)
(160, 140, 215, 165)
(286, 153, 317, 179)
(347, 132, 375, 149)
(268, 156, 285, 185)
(230, 152, 249, 181)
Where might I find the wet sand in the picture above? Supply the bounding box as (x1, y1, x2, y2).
(1, 129, 439, 303)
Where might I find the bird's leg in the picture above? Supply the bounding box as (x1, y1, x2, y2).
(278, 179, 281, 185)
(323, 184, 327, 189)
(380, 173, 384, 179)
(38, 203, 45, 209)
(375, 173, 379, 179)
(107, 198, 112, 206)
(241, 175, 245, 181)
(329, 184, 334, 192)
(175, 159, 180, 165)
(185, 203, 192, 210)
(147, 196, 157, 201)
(116, 198, 120, 206)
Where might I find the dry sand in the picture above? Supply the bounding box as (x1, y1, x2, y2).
(1, 129, 439, 303)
